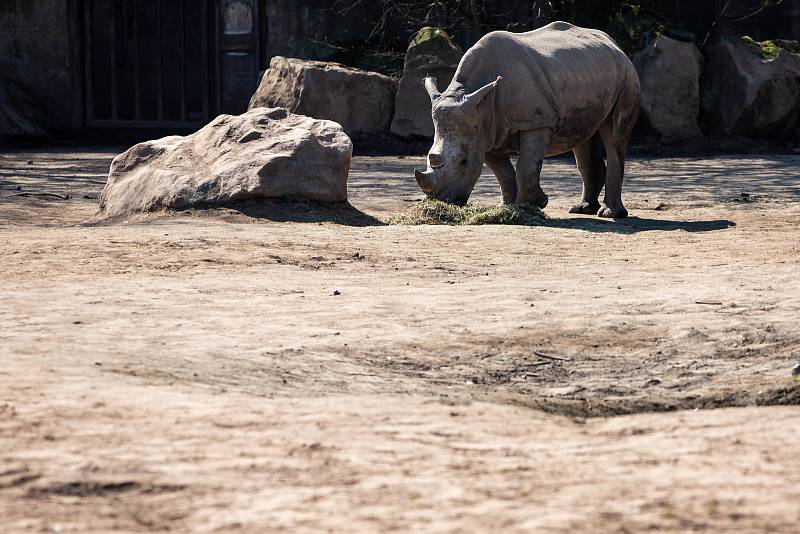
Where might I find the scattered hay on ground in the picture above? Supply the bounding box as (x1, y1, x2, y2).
(387, 199, 550, 226)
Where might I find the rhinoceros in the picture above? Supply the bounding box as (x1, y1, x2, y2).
(414, 21, 640, 218)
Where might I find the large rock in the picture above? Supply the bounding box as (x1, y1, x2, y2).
(702, 37, 800, 140)
(633, 34, 703, 145)
(99, 107, 351, 217)
(391, 27, 463, 139)
(248, 57, 397, 136)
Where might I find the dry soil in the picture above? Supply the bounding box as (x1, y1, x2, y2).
(1, 149, 799, 532)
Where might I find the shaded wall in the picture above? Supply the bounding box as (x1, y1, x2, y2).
(261, 1, 555, 75)
(0, 0, 82, 135)
(263, 1, 385, 64)
(719, 0, 800, 41)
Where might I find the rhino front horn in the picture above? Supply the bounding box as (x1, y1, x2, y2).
(414, 168, 436, 196)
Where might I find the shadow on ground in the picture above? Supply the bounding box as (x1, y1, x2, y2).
(555, 216, 736, 234)
(204, 199, 384, 227)
(85, 199, 737, 234)
(215, 202, 736, 233)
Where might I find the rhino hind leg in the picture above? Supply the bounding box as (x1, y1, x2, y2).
(569, 133, 605, 214)
(597, 78, 639, 219)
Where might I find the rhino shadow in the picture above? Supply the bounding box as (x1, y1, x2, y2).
(553, 216, 736, 234)
(218, 199, 384, 227)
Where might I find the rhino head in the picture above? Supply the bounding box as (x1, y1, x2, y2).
(414, 75, 501, 205)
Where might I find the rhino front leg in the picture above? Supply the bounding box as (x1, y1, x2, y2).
(485, 152, 517, 204)
(516, 129, 552, 209)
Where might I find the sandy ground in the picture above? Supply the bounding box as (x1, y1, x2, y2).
(1, 148, 799, 532)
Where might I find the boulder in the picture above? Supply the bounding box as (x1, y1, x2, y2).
(99, 107, 351, 217)
(248, 57, 397, 136)
(633, 34, 703, 145)
(702, 37, 800, 140)
(391, 28, 463, 139)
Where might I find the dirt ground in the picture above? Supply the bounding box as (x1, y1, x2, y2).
(1, 148, 799, 532)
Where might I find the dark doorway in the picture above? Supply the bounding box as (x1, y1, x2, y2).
(216, 0, 262, 115)
(83, 0, 264, 130)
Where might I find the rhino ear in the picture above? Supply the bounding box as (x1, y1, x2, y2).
(424, 76, 441, 102)
(460, 76, 502, 113)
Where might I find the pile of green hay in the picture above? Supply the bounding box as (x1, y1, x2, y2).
(387, 199, 550, 226)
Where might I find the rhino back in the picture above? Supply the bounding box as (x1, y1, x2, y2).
(454, 22, 636, 153)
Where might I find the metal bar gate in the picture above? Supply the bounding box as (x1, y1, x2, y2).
(83, 0, 211, 129)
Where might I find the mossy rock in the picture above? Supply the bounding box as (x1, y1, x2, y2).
(410, 27, 458, 49)
(387, 199, 550, 226)
(741, 36, 800, 60)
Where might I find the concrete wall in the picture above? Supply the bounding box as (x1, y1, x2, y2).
(0, 0, 82, 136)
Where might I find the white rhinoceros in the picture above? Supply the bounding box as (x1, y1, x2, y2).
(414, 21, 640, 218)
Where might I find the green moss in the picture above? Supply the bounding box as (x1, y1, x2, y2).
(410, 27, 456, 48)
(741, 36, 800, 60)
(742, 36, 779, 59)
(387, 199, 550, 226)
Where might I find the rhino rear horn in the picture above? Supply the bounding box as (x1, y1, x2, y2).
(461, 76, 502, 113)
(424, 76, 441, 102)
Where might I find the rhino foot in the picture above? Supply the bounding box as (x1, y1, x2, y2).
(517, 192, 548, 210)
(569, 200, 601, 214)
(597, 203, 628, 219)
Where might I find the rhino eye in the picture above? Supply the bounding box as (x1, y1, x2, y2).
(459, 158, 468, 167)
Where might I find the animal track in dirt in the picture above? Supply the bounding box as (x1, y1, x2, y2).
(25, 480, 186, 498)
(95, 322, 800, 418)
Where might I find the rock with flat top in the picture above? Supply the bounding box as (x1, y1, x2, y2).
(249, 56, 397, 136)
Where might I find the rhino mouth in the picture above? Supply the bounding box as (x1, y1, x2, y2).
(414, 169, 472, 206)
(439, 193, 469, 206)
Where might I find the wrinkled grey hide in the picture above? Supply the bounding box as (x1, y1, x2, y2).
(415, 21, 640, 218)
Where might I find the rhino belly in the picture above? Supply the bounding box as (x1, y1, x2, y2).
(546, 98, 614, 156)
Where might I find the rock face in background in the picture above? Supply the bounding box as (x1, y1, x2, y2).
(0, 79, 47, 141)
(99, 108, 352, 217)
(0, 0, 82, 142)
(702, 37, 800, 140)
(391, 28, 463, 139)
(248, 57, 397, 136)
(633, 34, 704, 145)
